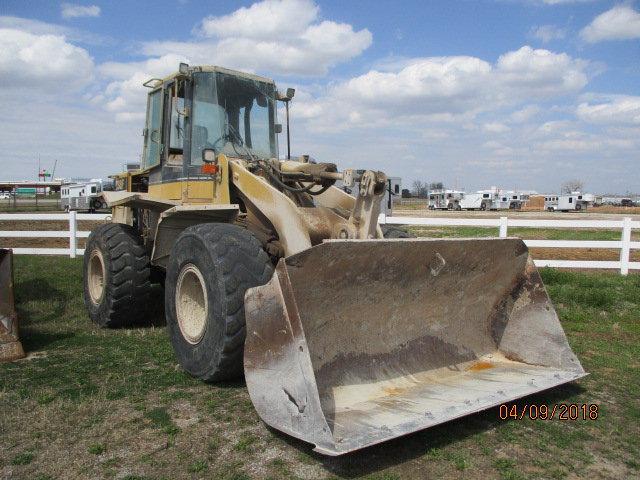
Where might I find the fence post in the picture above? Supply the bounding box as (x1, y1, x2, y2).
(69, 210, 77, 259)
(620, 217, 631, 275)
(499, 216, 508, 238)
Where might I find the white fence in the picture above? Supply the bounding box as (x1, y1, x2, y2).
(379, 215, 639, 275)
(0, 212, 110, 258)
(0, 212, 638, 275)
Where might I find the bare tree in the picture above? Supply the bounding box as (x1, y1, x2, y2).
(561, 179, 584, 194)
(412, 180, 429, 198)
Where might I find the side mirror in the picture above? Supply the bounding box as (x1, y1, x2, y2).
(274, 123, 283, 134)
(202, 148, 216, 163)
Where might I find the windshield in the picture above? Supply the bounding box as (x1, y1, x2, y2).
(190, 71, 277, 165)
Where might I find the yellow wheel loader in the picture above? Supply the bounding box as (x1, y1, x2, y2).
(83, 64, 585, 455)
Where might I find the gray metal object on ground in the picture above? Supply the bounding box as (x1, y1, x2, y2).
(0, 249, 24, 362)
(244, 238, 586, 455)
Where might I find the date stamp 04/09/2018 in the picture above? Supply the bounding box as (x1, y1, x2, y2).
(498, 403, 599, 421)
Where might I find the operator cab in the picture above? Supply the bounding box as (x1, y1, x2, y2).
(141, 65, 280, 187)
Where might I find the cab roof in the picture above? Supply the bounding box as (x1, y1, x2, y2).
(146, 65, 275, 89)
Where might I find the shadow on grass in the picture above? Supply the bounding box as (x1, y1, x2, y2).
(268, 382, 586, 478)
(13, 277, 76, 351)
(14, 278, 66, 323)
(126, 284, 167, 329)
(20, 329, 74, 351)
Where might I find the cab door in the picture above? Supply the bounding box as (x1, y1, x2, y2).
(142, 89, 163, 171)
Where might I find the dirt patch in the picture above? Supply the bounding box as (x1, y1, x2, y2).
(530, 247, 640, 262)
(0, 220, 106, 231)
(591, 205, 640, 215)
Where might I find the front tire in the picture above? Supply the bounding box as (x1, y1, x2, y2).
(83, 223, 151, 327)
(165, 223, 273, 382)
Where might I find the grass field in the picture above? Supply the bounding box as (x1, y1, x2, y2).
(1, 257, 639, 480)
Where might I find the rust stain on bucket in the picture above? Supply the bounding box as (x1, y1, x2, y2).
(468, 361, 494, 371)
(383, 386, 406, 396)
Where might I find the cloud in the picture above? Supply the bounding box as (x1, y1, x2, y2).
(0, 92, 140, 180)
(539, 0, 594, 4)
(580, 5, 640, 43)
(0, 16, 69, 36)
(295, 46, 590, 131)
(142, 0, 371, 77)
(61, 4, 101, 19)
(0, 15, 112, 45)
(484, 122, 511, 133)
(96, 0, 371, 120)
(0, 28, 94, 90)
(530, 25, 566, 43)
(494, 46, 588, 98)
(510, 105, 541, 122)
(98, 54, 188, 121)
(196, 0, 319, 40)
(576, 95, 640, 125)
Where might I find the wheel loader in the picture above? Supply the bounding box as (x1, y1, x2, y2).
(83, 64, 586, 455)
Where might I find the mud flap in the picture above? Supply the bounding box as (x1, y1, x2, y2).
(0, 249, 24, 361)
(244, 238, 586, 455)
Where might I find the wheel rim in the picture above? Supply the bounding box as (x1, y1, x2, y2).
(175, 263, 208, 345)
(88, 248, 106, 305)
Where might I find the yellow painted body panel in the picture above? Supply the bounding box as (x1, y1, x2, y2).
(147, 154, 231, 204)
(148, 181, 209, 202)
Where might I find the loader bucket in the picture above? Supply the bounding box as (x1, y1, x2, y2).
(244, 238, 586, 455)
(0, 249, 24, 362)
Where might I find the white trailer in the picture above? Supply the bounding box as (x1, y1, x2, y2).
(506, 192, 530, 210)
(544, 193, 591, 212)
(428, 189, 464, 210)
(493, 194, 511, 210)
(459, 191, 498, 210)
(61, 179, 107, 213)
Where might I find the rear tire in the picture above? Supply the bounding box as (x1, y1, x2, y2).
(83, 223, 151, 327)
(165, 223, 273, 382)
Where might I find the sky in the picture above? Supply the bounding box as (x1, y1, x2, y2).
(0, 0, 639, 194)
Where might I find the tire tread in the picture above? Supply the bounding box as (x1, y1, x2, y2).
(84, 223, 151, 327)
(170, 223, 273, 382)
